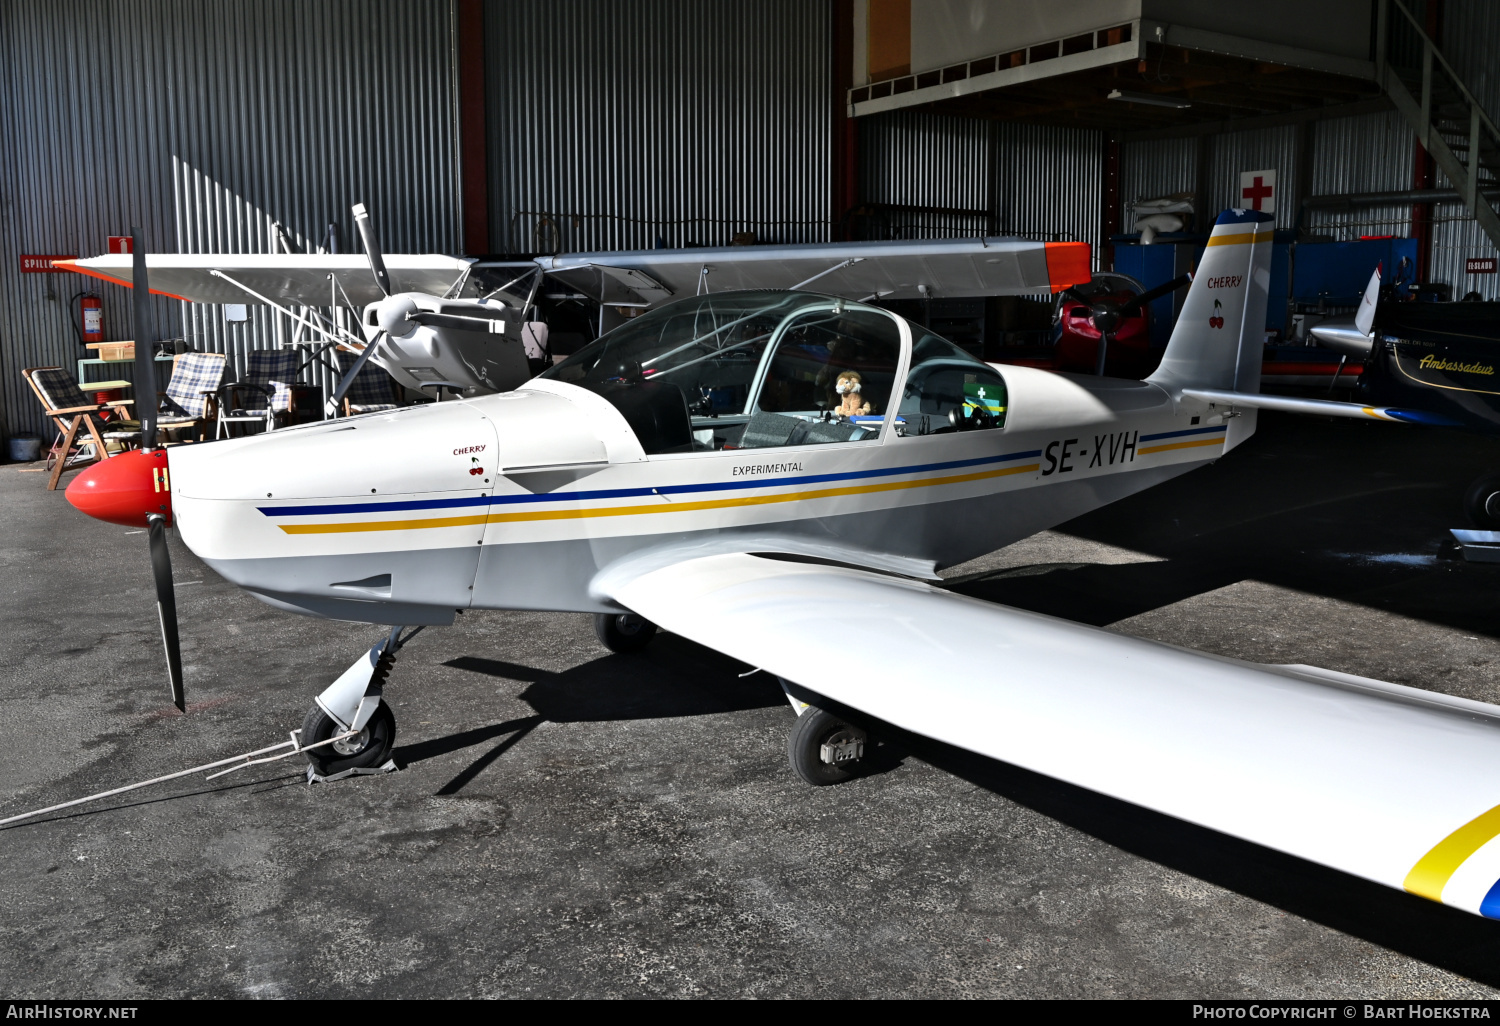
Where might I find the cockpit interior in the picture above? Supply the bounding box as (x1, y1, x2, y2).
(542, 291, 1008, 455)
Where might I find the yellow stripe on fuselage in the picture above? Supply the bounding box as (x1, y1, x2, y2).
(280, 514, 490, 535)
(1137, 437, 1226, 456)
(277, 462, 1042, 535)
(1405, 803, 1500, 902)
(1204, 229, 1275, 247)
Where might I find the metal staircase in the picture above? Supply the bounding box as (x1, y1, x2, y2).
(1378, 0, 1500, 248)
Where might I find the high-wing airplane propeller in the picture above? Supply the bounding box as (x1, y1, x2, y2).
(54, 208, 1500, 924)
(351, 202, 394, 298)
(1060, 272, 1194, 375)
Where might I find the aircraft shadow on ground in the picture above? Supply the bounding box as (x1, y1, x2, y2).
(802, 691, 1500, 987)
(396, 635, 781, 791)
(1010, 413, 1500, 637)
(440, 634, 780, 724)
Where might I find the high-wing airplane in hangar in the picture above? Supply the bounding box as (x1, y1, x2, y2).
(56, 209, 1500, 925)
(55, 203, 1094, 401)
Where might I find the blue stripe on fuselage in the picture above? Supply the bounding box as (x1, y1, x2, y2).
(1138, 425, 1228, 442)
(258, 447, 1047, 517)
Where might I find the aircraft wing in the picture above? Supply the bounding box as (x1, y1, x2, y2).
(540, 237, 1091, 307)
(55, 254, 475, 307)
(609, 552, 1500, 918)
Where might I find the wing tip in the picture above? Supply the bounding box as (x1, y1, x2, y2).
(1044, 241, 1092, 292)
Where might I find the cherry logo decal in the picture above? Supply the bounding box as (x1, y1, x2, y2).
(1209, 299, 1225, 329)
(468, 455, 485, 476)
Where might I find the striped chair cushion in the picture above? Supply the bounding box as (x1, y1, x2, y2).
(30, 368, 91, 413)
(162, 353, 227, 418)
(228, 349, 301, 414)
(341, 356, 398, 413)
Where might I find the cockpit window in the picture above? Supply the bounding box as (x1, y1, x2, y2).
(542, 292, 905, 454)
(897, 333, 1007, 435)
(741, 308, 901, 449)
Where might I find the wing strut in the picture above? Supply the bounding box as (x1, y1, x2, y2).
(790, 257, 864, 291)
(208, 269, 366, 351)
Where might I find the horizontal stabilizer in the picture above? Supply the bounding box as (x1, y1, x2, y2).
(611, 552, 1500, 918)
(1182, 388, 1462, 426)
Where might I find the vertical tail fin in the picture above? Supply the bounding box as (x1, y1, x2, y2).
(1147, 210, 1274, 394)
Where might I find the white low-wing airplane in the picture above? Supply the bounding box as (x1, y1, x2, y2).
(62, 210, 1500, 922)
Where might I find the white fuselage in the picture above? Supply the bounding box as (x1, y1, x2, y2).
(167, 365, 1248, 626)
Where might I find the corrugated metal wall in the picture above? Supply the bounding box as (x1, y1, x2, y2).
(484, 0, 832, 254)
(859, 111, 1102, 258)
(861, 111, 991, 238)
(0, 0, 458, 442)
(1306, 110, 1414, 238)
(1118, 136, 1196, 226)
(1440, 0, 1500, 122)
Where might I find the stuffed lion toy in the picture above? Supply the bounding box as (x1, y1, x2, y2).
(834, 370, 873, 418)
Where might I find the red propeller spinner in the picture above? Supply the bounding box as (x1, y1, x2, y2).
(65, 448, 173, 528)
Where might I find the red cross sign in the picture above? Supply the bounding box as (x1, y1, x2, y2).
(1239, 169, 1277, 214)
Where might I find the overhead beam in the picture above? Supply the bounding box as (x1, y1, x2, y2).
(1122, 96, 1393, 143)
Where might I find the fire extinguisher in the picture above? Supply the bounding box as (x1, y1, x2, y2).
(70, 291, 103, 345)
(81, 294, 103, 343)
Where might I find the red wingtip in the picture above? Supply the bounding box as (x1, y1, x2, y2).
(65, 449, 173, 528)
(1044, 241, 1093, 292)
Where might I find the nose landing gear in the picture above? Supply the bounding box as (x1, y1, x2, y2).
(303, 625, 421, 779)
(301, 702, 397, 778)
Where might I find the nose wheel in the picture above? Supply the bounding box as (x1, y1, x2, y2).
(301, 702, 397, 777)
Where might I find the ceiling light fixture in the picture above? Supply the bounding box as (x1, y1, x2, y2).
(1107, 88, 1192, 109)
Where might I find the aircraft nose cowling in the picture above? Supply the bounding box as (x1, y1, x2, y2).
(376, 294, 421, 339)
(65, 448, 173, 527)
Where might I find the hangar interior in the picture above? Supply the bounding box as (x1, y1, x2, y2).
(2, 0, 1498, 443)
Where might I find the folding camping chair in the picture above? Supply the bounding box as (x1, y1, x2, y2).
(216, 349, 314, 437)
(155, 352, 227, 442)
(338, 355, 400, 416)
(21, 366, 142, 490)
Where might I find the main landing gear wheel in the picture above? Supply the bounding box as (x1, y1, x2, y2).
(1465, 474, 1500, 529)
(788, 706, 868, 786)
(301, 702, 396, 777)
(594, 612, 658, 654)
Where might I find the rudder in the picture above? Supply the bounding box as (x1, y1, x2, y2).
(1147, 209, 1274, 394)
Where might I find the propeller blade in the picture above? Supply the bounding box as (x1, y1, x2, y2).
(147, 514, 185, 711)
(1118, 272, 1193, 317)
(130, 229, 158, 449)
(352, 202, 393, 297)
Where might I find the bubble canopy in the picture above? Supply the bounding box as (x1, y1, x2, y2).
(541, 290, 1006, 453)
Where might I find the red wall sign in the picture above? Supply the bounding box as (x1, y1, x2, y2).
(19, 254, 76, 273)
(1467, 257, 1498, 274)
(107, 236, 132, 254)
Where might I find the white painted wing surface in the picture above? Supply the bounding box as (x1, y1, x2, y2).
(611, 552, 1500, 918)
(541, 237, 1089, 306)
(56, 254, 475, 307)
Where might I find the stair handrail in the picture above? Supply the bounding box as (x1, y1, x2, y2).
(1385, 0, 1500, 144)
